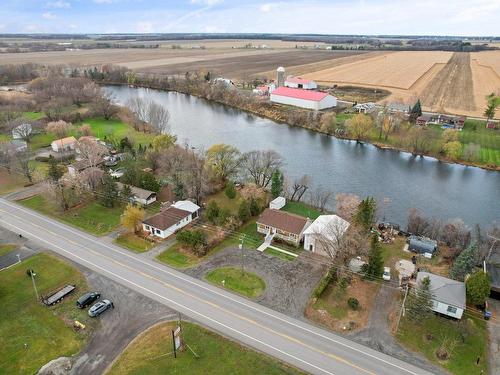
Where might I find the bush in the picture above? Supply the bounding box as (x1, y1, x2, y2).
(238, 200, 251, 222)
(313, 268, 336, 298)
(177, 229, 208, 257)
(205, 201, 220, 224)
(224, 181, 236, 199)
(249, 197, 261, 216)
(347, 297, 359, 310)
(34, 156, 50, 162)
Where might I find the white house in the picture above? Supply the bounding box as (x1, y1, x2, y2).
(284, 76, 317, 90)
(51, 136, 77, 153)
(303, 215, 350, 257)
(269, 196, 286, 210)
(117, 182, 157, 206)
(270, 87, 337, 110)
(142, 200, 200, 239)
(416, 272, 466, 319)
(12, 123, 32, 140)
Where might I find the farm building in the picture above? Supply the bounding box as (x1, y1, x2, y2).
(270, 87, 337, 110)
(67, 158, 104, 176)
(252, 83, 276, 96)
(388, 102, 410, 114)
(256, 208, 311, 246)
(142, 200, 200, 239)
(284, 76, 317, 90)
(416, 272, 465, 319)
(51, 136, 77, 153)
(354, 102, 376, 113)
(269, 196, 286, 210)
(408, 235, 438, 257)
(276, 66, 285, 87)
(303, 215, 350, 257)
(117, 182, 157, 206)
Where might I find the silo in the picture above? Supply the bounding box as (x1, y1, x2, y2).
(276, 66, 285, 87)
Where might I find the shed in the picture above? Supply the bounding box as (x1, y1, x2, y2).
(269, 196, 286, 210)
(117, 182, 157, 206)
(284, 76, 317, 90)
(408, 235, 437, 256)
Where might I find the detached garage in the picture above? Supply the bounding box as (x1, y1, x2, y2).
(270, 87, 337, 110)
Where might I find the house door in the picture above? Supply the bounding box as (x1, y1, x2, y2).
(309, 244, 313, 252)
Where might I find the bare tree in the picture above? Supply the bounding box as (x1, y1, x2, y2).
(406, 127, 438, 155)
(289, 174, 311, 202)
(241, 150, 282, 188)
(91, 95, 118, 120)
(0, 141, 14, 173)
(407, 208, 431, 235)
(8, 118, 38, 142)
(441, 218, 471, 251)
(308, 187, 333, 212)
(46, 120, 71, 138)
(75, 139, 108, 192)
(335, 193, 361, 221)
(12, 148, 34, 183)
(127, 97, 170, 134)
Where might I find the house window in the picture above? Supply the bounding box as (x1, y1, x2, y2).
(447, 306, 457, 314)
(145, 225, 150, 230)
(155, 229, 161, 235)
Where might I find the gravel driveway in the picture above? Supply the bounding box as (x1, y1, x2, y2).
(184, 247, 328, 318)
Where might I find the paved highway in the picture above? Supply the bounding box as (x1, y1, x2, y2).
(0, 199, 432, 375)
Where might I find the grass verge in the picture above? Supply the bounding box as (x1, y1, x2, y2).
(0, 244, 17, 257)
(18, 195, 123, 236)
(397, 314, 488, 374)
(156, 243, 199, 269)
(115, 233, 154, 253)
(0, 253, 97, 374)
(108, 321, 303, 375)
(282, 201, 322, 220)
(205, 267, 265, 298)
(264, 247, 296, 261)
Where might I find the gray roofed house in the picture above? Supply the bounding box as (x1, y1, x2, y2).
(416, 271, 466, 319)
(117, 182, 157, 206)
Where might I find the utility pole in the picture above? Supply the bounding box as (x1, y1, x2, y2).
(395, 285, 409, 333)
(30, 270, 39, 302)
(239, 234, 246, 275)
(486, 234, 499, 262)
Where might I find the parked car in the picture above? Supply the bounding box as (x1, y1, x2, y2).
(383, 267, 391, 281)
(88, 299, 114, 317)
(76, 291, 101, 309)
(109, 168, 125, 178)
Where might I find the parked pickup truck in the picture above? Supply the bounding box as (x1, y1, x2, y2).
(43, 284, 76, 306)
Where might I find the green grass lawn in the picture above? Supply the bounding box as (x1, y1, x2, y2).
(23, 111, 45, 120)
(282, 201, 322, 220)
(0, 169, 28, 195)
(397, 314, 488, 375)
(263, 247, 296, 261)
(0, 244, 17, 257)
(29, 132, 56, 150)
(205, 267, 265, 298)
(19, 195, 123, 236)
(0, 253, 97, 374)
(205, 189, 244, 216)
(77, 118, 155, 147)
(210, 219, 261, 253)
(156, 243, 200, 269)
(115, 233, 154, 253)
(108, 321, 303, 375)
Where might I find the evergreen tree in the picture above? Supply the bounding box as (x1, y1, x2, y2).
(466, 270, 491, 305)
(47, 155, 63, 182)
(271, 169, 284, 198)
(224, 181, 236, 199)
(450, 242, 478, 281)
(409, 99, 422, 123)
(205, 201, 220, 224)
(355, 196, 376, 230)
(249, 197, 261, 216)
(238, 200, 251, 222)
(406, 276, 434, 322)
(119, 137, 133, 152)
(140, 172, 160, 192)
(362, 236, 384, 280)
(121, 184, 133, 200)
(173, 180, 186, 199)
(99, 174, 119, 208)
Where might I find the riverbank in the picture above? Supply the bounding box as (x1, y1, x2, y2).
(102, 81, 499, 172)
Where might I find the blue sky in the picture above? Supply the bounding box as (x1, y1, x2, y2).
(1, 0, 499, 36)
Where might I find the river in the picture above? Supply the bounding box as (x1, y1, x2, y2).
(104, 85, 500, 227)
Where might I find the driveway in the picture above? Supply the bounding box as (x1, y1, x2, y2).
(349, 284, 446, 375)
(488, 298, 500, 375)
(184, 247, 328, 318)
(70, 264, 177, 375)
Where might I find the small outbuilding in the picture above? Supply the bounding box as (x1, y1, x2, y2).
(117, 182, 157, 206)
(269, 196, 286, 210)
(416, 271, 466, 319)
(270, 87, 337, 110)
(408, 235, 437, 257)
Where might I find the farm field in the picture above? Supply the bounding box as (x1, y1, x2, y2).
(303, 51, 453, 89)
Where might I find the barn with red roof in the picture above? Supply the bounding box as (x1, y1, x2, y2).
(270, 86, 337, 110)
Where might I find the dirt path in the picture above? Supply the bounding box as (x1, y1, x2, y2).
(420, 52, 476, 113)
(348, 284, 447, 375)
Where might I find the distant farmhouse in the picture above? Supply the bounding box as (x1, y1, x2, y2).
(416, 114, 466, 129)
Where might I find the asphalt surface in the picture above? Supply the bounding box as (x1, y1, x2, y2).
(0, 198, 433, 375)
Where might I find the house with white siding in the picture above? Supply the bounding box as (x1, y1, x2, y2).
(142, 201, 200, 239)
(303, 215, 350, 257)
(270, 87, 337, 110)
(416, 272, 466, 319)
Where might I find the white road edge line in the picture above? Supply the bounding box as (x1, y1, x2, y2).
(0, 216, 336, 375)
(0, 199, 422, 375)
